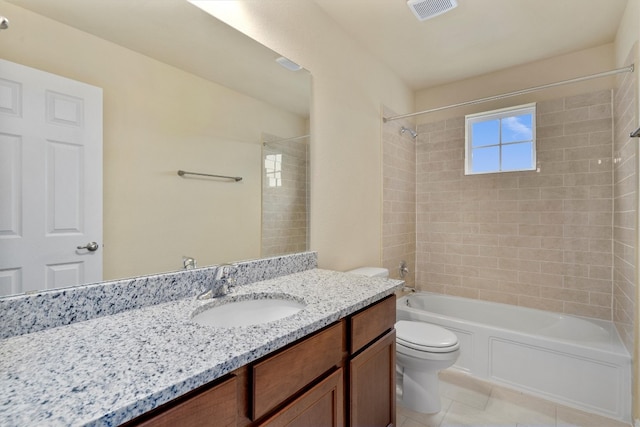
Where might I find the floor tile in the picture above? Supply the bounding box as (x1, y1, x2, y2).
(484, 385, 556, 426)
(440, 401, 517, 426)
(440, 372, 493, 410)
(556, 405, 630, 427)
(394, 368, 632, 427)
(398, 398, 450, 427)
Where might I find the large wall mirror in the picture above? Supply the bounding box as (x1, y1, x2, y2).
(0, 0, 311, 296)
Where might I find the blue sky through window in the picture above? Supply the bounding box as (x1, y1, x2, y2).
(502, 114, 533, 143)
(466, 104, 536, 174)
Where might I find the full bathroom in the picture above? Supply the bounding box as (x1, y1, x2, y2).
(0, 0, 639, 426)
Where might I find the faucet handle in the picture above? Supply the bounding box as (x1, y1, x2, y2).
(183, 256, 197, 270)
(216, 263, 237, 296)
(215, 263, 237, 280)
(196, 263, 237, 301)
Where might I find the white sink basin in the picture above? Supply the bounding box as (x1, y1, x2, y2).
(192, 296, 306, 328)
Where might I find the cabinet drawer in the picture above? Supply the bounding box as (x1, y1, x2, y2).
(350, 295, 395, 354)
(252, 322, 345, 420)
(132, 375, 237, 427)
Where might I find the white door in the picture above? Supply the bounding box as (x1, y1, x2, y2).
(0, 59, 103, 296)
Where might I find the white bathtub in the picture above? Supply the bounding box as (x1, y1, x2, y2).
(396, 292, 631, 422)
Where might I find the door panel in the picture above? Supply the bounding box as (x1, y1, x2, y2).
(0, 132, 21, 238)
(46, 140, 83, 234)
(0, 59, 103, 295)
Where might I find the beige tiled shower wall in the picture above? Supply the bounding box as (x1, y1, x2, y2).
(613, 48, 638, 352)
(416, 90, 616, 320)
(382, 107, 416, 288)
(261, 138, 309, 257)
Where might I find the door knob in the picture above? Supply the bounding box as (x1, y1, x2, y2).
(77, 242, 99, 252)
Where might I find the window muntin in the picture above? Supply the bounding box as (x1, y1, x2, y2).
(465, 103, 536, 175)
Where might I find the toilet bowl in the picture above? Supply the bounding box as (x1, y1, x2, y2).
(346, 267, 460, 414)
(395, 320, 459, 414)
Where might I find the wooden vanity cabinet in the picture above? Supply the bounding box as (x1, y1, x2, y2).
(123, 295, 396, 427)
(348, 295, 396, 427)
(349, 331, 395, 427)
(250, 322, 346, 421)
(124, 374, 237, 427)
(257, 368, 344, 427)
(349, 295, 396, 354)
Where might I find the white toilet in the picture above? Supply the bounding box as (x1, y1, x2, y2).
(347, 267, 460, 414)
(395, 320, 459, 413)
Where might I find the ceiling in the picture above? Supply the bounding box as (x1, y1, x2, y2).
(4, 0, 311, 116)
(6, 0, 629, 99)
(313, 0, 629, 90)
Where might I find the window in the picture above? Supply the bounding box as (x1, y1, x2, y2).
(265, 154, 282, 187)
(465, 103, 536, 175)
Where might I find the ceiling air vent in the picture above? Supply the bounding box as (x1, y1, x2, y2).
(407, 0, 458, 21)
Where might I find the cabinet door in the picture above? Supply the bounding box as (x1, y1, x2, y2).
(349, 330, 396, 427)
(258, 369, 344, 427)
(130, 376, 237, 427)
(252, 322, 344, 420)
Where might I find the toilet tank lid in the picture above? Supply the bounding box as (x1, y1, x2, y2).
(347, 267, 389, 278)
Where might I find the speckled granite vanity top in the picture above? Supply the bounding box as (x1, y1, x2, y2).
(0, 260, 402, 426)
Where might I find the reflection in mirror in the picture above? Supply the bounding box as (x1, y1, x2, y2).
(261, 134, 310, 257)
(0, 0, 311, 296)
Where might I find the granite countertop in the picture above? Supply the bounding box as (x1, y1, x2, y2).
(1, 268, 402, 426)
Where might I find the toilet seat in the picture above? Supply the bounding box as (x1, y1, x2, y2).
(396, 320, 459, 353)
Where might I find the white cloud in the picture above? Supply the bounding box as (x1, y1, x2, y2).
(503, 116, 532, 139)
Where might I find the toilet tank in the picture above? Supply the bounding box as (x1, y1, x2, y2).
(347, 267, 389, 278)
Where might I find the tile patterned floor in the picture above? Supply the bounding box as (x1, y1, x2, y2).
(397, 369, 631, 427)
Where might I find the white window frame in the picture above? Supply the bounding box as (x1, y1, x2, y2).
(265, 153, 282, 187)
(465, 103, 537, 175)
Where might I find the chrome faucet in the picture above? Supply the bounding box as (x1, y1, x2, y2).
(399, 261, 416, 293)
(399, 260, 409, 279)
(183, 256, 197, 270)
(196, 263, 236, 300)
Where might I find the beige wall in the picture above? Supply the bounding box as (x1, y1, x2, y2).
(202, 1, 415, 271)
(415, 44, 616, 123)
(389, 31, 637, 417)
(614, 0, 640, 419)
(0, 1, 307, 281)
(415, 40, 639, 419)
(408, 45, 624, 319)
(382, 107, 416, 287)
(615, 0, 640, 68)
(261, 136, 309, 257)
(613, 45, 637, 354)
(416, 90, 615, 320)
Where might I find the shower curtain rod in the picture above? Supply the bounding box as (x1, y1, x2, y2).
(383, 64, 635, 122)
